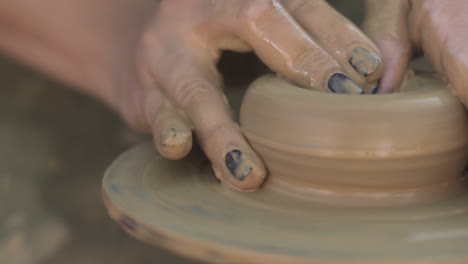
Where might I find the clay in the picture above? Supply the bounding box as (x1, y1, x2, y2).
(240, 72, 468, 206)
(103, 142, 468, 264)
(102, 73, 468, 263)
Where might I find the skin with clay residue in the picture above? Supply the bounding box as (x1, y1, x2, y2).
(0, 0, 388, 192)
(243, 1, 383, 94)
(5, 0, 468, 194)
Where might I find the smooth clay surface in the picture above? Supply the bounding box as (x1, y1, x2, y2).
(103, 73, 468, 263)
(241, 73, 468, 206)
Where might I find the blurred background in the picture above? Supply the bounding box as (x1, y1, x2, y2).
(0, 1, 363, 263)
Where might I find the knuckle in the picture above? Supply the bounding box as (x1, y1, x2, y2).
(173, 78, 214, 110)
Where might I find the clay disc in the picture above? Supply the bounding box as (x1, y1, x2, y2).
(103, 142, 468, 264)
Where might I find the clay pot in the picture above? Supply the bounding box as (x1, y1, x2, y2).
(240, 73, 468, 206)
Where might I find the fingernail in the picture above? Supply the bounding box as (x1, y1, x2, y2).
(120, 216, 137, 231)
(225, 149, 252, 181)
(162, 127, 192, 146)
(372, 84, 380, 94)
(161, 128, 178, 148)
(160, 127, 192, 159)
(349, 47, 381, 77)
(328, 73, 365, 94)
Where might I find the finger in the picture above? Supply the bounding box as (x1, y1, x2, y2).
(362, 0, 412, 93)
(282, 0, 383, 86)
(441, 45, 468, 106)
(410, 0, 468, 105)
(235, 1, 366, 94)
(144, 88, 193, 160)
(152, 46, 267, 191)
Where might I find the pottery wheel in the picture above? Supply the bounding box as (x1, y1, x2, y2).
(103, 141, 468, 264)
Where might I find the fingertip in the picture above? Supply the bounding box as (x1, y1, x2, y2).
(328, 73, 365, 94)
(362, 0, 412, 93)
(213, 147, 267, 192)
(373, 39, 411, 93)
(153, 123, 193, 160)
(161, 128, 193, 160)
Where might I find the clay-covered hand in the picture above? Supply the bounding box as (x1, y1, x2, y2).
(0, 0, 383, 191)
(130, 0, 383, 191)
(363, 0, 468, 105)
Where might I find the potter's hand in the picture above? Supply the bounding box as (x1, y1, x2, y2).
(363, 0, 468, 104)
(132, 0, 384, 191)
(0, 0, 383, 191)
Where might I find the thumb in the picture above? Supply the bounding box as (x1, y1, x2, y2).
(362, 0, 412, 93)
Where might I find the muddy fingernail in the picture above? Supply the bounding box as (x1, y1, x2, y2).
(225, 149, 252, 181)
(160, 127, 192, 159)
(349, 47, 381, 78)
(161, 128, 181, 147)
(371, 86, 380, 94)
(328, 73, 365, 94)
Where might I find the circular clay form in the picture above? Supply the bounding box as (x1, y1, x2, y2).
(103, 73, 468, 264)
(240, 73, 468, 206)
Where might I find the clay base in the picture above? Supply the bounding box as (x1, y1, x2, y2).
(103, 142, 468, 264)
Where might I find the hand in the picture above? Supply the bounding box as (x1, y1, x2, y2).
(132, 0, 384, 191)
(0, 0, 383, 191)
(363, 0, 468, 106)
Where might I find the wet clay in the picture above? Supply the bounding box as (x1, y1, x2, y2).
(103, 73, 468, 263)
(240, 73, 468, 206)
